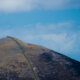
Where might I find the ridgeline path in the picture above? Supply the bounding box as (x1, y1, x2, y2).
(7, 36, 39, 80)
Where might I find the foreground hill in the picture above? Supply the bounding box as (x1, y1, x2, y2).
(0, 37, 80, 80)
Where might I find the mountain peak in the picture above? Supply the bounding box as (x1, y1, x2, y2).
(0, 37, 80, 80)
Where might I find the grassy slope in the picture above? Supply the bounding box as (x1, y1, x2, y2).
(0, 37, 80, 80)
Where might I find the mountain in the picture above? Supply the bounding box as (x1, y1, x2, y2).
(0, 36, 80, 80)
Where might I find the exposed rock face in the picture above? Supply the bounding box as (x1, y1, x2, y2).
(0, 37, 80, 80)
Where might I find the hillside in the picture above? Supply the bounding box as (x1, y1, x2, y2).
(0, 36, 80, 80)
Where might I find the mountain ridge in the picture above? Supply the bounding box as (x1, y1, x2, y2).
(0, 36, 80, 80)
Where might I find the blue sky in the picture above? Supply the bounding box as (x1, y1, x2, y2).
(0, 0, 80, 61)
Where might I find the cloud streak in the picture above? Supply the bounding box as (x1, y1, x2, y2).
(0, 0, 80, 12)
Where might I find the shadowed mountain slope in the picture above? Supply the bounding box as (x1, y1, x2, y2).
(0, 37, 80, 80)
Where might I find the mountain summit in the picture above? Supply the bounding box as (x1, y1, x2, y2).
(0, 37, 80, 80)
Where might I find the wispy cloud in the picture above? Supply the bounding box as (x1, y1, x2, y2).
(0, 22, 80, 56)
(22, 33, 76, 53)
(0, 0, 80, 12)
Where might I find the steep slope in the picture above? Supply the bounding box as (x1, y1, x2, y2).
(0, 37, 80, 80)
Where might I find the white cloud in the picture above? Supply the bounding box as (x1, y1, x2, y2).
(0, 0, 80, 12)
(0, 0, 38, 12)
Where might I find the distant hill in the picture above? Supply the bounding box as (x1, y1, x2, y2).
(0, 37, 80, 80)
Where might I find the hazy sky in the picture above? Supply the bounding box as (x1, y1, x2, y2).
(0, 0, 80, 61)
